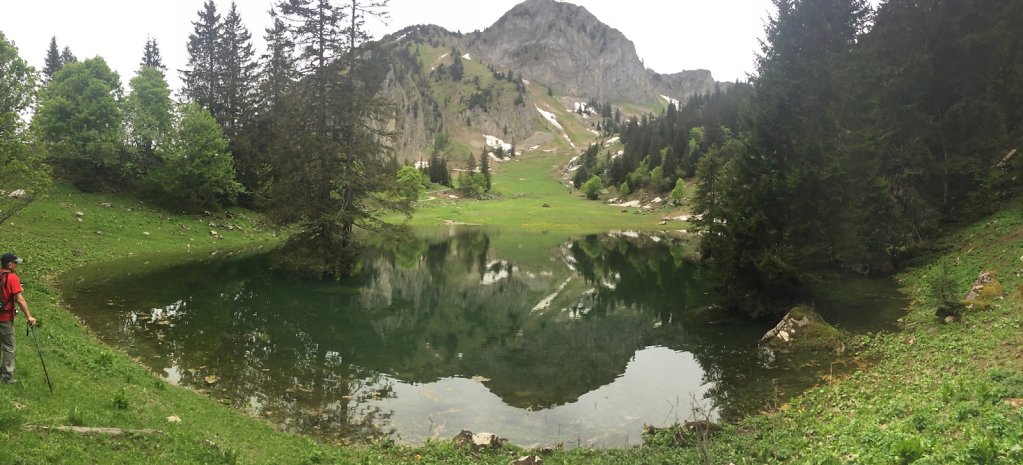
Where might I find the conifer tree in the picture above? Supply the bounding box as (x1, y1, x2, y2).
(269, 0, 401, 277)
(181, 1, 223, 117)
(59, 46, 76, 65)
(480, 147, 491, 192)
(219, 2, 258, 136)
(139, 37, 167, 74)
(258, 6, 296, 111)
(696, 0, 871, 316)
(42, 37, 61, 82)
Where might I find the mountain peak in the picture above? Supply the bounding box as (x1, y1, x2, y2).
(468, 0, 716, 103)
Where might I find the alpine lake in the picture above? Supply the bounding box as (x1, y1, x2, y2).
(59, 227, 908, 448)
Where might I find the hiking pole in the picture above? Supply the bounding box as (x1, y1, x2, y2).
(26, 322, 53, 393)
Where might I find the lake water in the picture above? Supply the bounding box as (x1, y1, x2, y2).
(60, 228, 907, 447)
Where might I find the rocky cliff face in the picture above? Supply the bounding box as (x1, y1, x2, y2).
(469, 0, 722, 103)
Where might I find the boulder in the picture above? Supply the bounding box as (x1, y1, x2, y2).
(452, 430, 504, 451)
(8, 189, 28, 199)
(761, 306, 845, 354)
(510, 456, 543, 465)
(964, 271, 1003, 304)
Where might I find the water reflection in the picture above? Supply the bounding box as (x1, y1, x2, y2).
(60, 229, 904, 446)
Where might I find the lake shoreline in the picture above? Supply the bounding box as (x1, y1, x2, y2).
(3, 185, 1022, 463)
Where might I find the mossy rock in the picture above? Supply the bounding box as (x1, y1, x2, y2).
(761, 306, 846, 354)
(964, 270, 1003, 307)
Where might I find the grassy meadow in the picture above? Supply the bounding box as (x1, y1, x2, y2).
(2, 178, 1023, 464)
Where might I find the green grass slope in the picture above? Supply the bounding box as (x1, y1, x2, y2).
(6, 185, 1023, 464)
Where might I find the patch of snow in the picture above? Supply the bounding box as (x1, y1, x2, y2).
(532, 278, 573, 312)
(439, 53, 449, 60)
(589, 129, 600, 135)
(483, 135, 513, 152)
(413, 160, 430, 169)
(529, 145, 541, 151)
(462, 53, 472, 60)
(536, 107, 563, 131)
(481, 260, 513, 286)
(606, 136, 621, 145)
(660, 94, 680, 107)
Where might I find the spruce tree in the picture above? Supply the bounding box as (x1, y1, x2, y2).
(219, 2, 258, 136)
(258, 6, 296, 111)
(269, 0, 401, 277)
(698, 0, 871, 316)
(42, 37, 61, 82)
(181, 1, 223, 117)
(480, 148, 491, 191)
(59, 46, 77, 65)
(139, 37, 167, 74)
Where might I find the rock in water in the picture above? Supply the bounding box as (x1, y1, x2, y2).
(761, 306, 845, 354)
(452, 430, 505, 451)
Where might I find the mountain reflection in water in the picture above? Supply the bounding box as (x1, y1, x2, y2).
(61, 228, 904, 447)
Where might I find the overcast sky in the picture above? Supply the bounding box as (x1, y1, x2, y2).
(2, 0, 787, 92)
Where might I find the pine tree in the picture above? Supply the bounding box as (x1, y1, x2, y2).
(698, 0, 871, 316)
(219, 1, 258, 136)
(268, 0, 400, 277)
(59, 46, 77, 65)
(139, 37, 167, 74)
(181, 1, 223, 117)
(258, 6, 296, 111)
(450, 52, 464, 82)
(42, 37, 61, 82)
(480, 148, 491, 191)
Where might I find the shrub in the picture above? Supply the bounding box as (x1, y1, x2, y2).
(582, 175, 602, 200)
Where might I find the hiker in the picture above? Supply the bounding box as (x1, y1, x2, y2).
(1, 253, 36, 384)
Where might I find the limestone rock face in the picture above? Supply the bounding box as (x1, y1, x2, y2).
(470, 0, 721, 103)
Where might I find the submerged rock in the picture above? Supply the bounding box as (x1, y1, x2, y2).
(761, 306, 845, 355)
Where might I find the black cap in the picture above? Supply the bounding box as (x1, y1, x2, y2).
(1, 253, 22, 266)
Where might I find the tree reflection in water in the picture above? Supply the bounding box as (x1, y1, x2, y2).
(61, 228, 903, 445)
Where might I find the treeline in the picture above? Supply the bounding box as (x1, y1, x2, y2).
(628, 0, 1023, 316)
(0, 0, 425, 277)
(572, 85, 751, 197)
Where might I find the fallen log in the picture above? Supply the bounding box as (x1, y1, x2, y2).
(24, 425, 165, 436)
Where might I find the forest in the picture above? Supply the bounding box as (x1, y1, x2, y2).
(0, 0, 426, 278)
(605, 0, 1023, 316)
